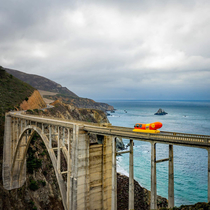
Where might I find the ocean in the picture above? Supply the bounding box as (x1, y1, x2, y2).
(103, 100, 210, 207)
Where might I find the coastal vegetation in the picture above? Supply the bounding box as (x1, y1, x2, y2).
(0, 67, 34, 116)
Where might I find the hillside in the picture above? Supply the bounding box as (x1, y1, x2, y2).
(5, 67, 114, 111)
(5, 68, 78, 97)
(0, 68, 35, 114)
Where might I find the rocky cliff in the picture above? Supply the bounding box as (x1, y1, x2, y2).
(117, 173, 167, 210)
(42, 100, 108, 123)
(20, 90, 46, 110)
(45, 95, 114, 112)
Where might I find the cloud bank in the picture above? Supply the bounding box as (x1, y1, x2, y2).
(1, 0, 210, 100)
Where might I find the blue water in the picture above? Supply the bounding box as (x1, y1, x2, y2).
(104, 100, 210, 207)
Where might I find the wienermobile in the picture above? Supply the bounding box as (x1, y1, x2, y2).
(133, 122, 162, 133)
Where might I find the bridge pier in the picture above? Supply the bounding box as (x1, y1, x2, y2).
(208, 149, 210, 203)
(151, 142, 157, 209)
(151, 143, 174, 209)
(129, 139, 134, 210)
(111, 137, 117, 210)
(3, 114, 12, 189)
(168, 145, 174, 208)
(112, 138, 134, 210)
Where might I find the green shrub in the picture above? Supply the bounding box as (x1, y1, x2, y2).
(38, 180, 46, 187)
(29, 179, 39, 191)
(27, 109, 33, 114)
(27, 147, 42, 174)
(27, 157, 42, 174)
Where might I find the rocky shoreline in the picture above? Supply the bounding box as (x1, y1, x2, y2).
(117, 173, 168, 209)
(116, 139, 168, 209)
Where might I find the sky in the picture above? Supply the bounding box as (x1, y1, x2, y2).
(1, 0, 210, 101)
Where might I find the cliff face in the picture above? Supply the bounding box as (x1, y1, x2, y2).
(39, 100, 109, 124)
(117, 173, 168, 210)
(41, 93, 114, 112)
(20, 90, 46, 110)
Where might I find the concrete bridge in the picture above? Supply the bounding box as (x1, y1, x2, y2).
(3, 112, 210, 210)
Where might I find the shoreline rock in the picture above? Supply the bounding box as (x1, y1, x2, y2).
(155, 108, 168, 115)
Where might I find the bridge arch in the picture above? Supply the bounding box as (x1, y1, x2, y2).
(3, 114, 114, 210)
(11, 125, 67, 210)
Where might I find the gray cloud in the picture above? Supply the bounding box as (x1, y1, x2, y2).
(1, 0, 210, 100)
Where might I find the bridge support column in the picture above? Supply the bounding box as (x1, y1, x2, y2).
(111, 137, 117, 210)
(168, 145, 174, 208)
(3, 114, 12, 189)
(69, 124, 90, 210)
(208, 149, 210, 202)
(151, 142, 157, 210)
(129, 139, 134, 210)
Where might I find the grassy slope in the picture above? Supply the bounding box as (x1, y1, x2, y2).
(0, 68, 35, 115)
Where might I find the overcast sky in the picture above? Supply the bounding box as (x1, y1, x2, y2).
(1, 0, 210, 101)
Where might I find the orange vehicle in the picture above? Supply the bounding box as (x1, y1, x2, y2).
(133, 122, 162, 133)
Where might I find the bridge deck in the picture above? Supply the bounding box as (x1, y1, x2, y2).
(10, 112, 210, 148)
